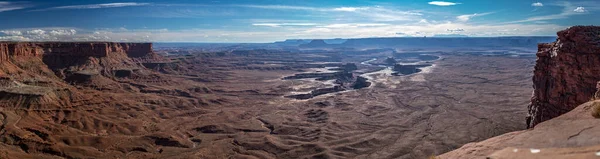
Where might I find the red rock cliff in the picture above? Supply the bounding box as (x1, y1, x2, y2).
(0, 42, 153, 61)
(528, 26, 600, 127)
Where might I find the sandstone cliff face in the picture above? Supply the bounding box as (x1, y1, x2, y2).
(528, 26, 600, 127)
(0, 42, 153, 60)
(0, 42, 159, 109)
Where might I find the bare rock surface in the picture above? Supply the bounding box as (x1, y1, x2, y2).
(487, 145, 600, 159)
(440, 100, 600, 159)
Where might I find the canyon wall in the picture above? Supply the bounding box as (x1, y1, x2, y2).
(0, 42, 153, 61)
(528, 26, 600, 127)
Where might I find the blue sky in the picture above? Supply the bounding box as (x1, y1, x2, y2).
(0, 0, 598, 42)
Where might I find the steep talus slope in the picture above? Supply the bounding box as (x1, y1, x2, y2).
(529, 26, 600, 127)
(440, 26, 600, 158)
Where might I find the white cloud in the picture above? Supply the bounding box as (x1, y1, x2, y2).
(27, 29, 46, 35)
(456, 12, 494, 22)
(0, 30, 23, 36)
(0, 28, 83, 41)
(333, 7, 367, 12)
(236, 5, 320, 11)
(0, 1, 30, 12)
(354, 23, 390, 27)
(0, 36, 30, 41)
(574, 7, 586, 13)
(49, 29, 77, 36)
(532, 2, 544, 7)
(447, 28, 465, 32)
(252, 23, 318, 27)
(510, 2, 591, 23)
(37, 2, 149, 11)
(428, 1, 461, 6)
(321, 23, 389, 28)
(238, 5, 422, 22)
(344, 7, 422, 22)
(456, 15, 472, 22)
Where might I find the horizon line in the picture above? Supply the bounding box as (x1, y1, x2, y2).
(0, 35, 558, 44)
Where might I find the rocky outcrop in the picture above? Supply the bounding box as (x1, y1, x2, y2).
(392, 64, 431, 75)
(285, 86, 345, 100)
(283, 71, 353, 81)
(0, 77, 81, 109)
(299, 40, 329, 48)
(352, 76, 371, 89)
(385, 57, 397, 65)
(528, 26, 600, 127)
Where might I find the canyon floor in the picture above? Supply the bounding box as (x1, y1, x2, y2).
(0, 44, 539, 158)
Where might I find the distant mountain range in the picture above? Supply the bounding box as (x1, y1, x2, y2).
(273, 38, 347, 45)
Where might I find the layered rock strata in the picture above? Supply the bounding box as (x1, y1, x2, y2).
(0, 42, 153, 60)
(528, 26, 600, 127)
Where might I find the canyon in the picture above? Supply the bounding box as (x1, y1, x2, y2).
(0, 26, 597, 159)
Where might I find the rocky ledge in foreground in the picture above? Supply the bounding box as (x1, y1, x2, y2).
(439, 100, 600, 159)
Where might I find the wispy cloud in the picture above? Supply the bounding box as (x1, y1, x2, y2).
(428, 1, 461, 6)
(252, 23, 318, 27)
(532, 2, 544, 7)
(238, 5, 422, 22)
(333, 7, 368, 12)
(447, 28, 465, 32)
(0, 1, 30, 12)
(510, 2, 590, 23)
(235, 4, 320, 11)
(332, 6, 422, 22)
(320, 23, 390, 28)
(36, 2, 150, 11)
(456, 12, 494, 22)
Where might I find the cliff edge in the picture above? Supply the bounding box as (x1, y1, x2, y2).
(529, 26, 600, 127)
(0, 42, 161, 109)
